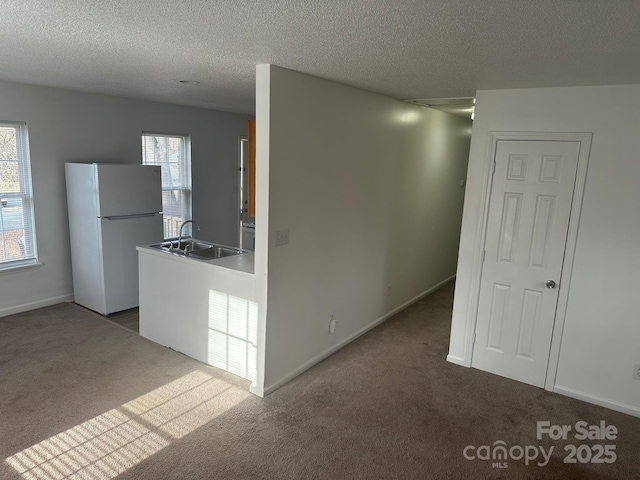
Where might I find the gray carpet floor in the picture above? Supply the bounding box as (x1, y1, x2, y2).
(0, 282, 638, 479)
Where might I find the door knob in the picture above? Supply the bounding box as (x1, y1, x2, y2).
(546, 280, 557, 289)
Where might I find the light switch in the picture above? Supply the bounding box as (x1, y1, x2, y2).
(275, 229, 290, 246)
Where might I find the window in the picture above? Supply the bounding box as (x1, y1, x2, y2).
(0, 121, 37, 268)
(142, 133, 191, 239)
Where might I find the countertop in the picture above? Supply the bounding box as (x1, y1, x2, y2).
(137, 243, 255, 275)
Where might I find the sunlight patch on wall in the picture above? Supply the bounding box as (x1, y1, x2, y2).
(208, 290, 258, 383)
(6, 370, 250, 480)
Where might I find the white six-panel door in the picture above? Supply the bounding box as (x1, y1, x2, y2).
(472, 140, 580, 387)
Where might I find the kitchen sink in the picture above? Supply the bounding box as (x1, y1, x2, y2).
(153, 240, 212, 252)
(187, 246, 246, 259)
(147, 239, 248, 260)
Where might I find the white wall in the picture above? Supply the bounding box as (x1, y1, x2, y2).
(0, 80, 251, 316)
(255, 65, 471, 394)
(449, 84, 640, 416)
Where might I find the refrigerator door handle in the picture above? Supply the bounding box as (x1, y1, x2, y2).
(100, 212, 161, 220)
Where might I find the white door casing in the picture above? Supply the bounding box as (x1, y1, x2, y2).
(471, 140, 580, 387)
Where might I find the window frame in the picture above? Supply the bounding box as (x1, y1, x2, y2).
(141, 132, 192, 240)
(0, 120, 39, 272)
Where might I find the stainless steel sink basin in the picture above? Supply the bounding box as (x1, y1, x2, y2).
(147, 239, 248, 260)
(187, 246, 246, 259)
(153, 239, 213, 253)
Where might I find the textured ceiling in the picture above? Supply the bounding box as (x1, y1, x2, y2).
(1, 0, 639, 114)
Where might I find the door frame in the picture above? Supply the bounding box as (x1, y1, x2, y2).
(465, 131, 593, 391)
(238, 135, 248, 247)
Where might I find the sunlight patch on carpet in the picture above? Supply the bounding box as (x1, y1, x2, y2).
(6, 370, 250, 479)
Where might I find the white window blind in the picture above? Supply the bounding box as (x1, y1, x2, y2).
(0, 121, 37, 268)
(141, 133, 192, 239)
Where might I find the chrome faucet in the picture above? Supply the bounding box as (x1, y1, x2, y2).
(176, 220, 200, 254)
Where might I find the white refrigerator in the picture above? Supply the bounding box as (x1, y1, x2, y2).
(65, 163, 163, 315)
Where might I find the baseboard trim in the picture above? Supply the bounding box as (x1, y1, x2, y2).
(0, 293, 75, 318)
(262, 275, 456, 396)
(249, 383, 264, 397)
(446, 354, 467, 366)
(554, 385, 640, 418)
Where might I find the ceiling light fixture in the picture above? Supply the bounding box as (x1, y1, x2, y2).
(404, 97, 476, 120)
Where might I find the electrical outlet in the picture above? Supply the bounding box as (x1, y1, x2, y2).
(275, 229, 290, 247)
(387, 283, 392, 297)
(633, 363, 640, 381)
(329, 314, 337, 334)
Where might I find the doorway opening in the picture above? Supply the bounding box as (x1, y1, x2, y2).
(238, 137, 254, 250)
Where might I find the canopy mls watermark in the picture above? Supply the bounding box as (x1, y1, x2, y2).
(463, 420, 618, 469)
